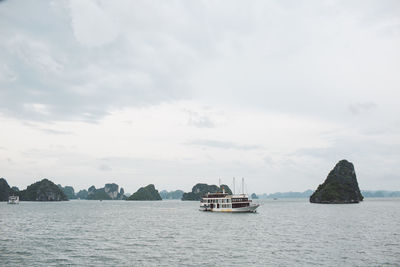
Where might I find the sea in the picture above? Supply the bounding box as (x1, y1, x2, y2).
(1, 198, 399, 266)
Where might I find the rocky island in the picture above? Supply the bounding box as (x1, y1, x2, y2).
(310, 159, 364, 204)
(127, 184, 161, 200)
(181, 183, 232, 201)
(19, 179, 68, 201)
(0, 178, 17, 201)
(86, 183, 126, 200)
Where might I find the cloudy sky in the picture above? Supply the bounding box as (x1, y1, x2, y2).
(0, 0, 399, 194)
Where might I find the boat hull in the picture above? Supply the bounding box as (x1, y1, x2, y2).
(8, 196, 19, 204)
(200, 204, 259, 213)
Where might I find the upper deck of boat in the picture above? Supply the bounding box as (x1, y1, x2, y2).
(202, 193, 249, 200)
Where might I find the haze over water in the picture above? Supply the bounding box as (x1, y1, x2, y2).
(1, 199, 399, 266)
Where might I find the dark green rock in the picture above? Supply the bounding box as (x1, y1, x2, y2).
(86, 183, 126, 200)
(76, 189, 88, 199)
(11, 186, 19, 192)
(251, 193, 259, 199)
(87, 188, 112, 200)
(310, 160, 364, 204)
(127, 184, 161, 201)
(0, 178, 15, 201)
(58, 185, 76, 199)
(181, 183, 232, 201)
(19, 179, 68, 201)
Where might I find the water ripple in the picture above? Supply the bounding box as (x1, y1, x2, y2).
(1, 199, 399, 266)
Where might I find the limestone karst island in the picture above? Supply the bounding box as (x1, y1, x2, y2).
(310, 159, 364, 204)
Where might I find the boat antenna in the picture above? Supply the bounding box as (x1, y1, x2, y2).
(242, 177, 244, 195)
(233, 177, 235, 195)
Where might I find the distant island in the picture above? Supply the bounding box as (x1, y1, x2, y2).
(257, 190, 315, 199)
(87, 184, 126, 200)
(60, 183, 126, 200)
(362, 190, 400, 198)
(310, 159, 363, 204)
(159, 190, 184, 200)
(257, 189, 400, 199)
(127, 184, 161, 200)
(2, 177, 69, 201)
(181, 183, 232, 201)
(1, 176, 399, 202)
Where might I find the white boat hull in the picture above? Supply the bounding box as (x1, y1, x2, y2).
(200, 204, 259, 213)
(8, 196, 19, 204)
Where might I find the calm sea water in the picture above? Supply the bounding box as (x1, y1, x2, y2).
(1, 198, 399, 266)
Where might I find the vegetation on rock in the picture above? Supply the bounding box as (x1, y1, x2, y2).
(58, 185, 76, 199)
(0, 178, 17, 201)
(310, 160, 364, 204)
(181, 183, 232, 201)
(76, 189, 88, 199)
(86, 183, 126, 200)
(19, 179, 68, 201)
(127, 184, 161, 201)
(87, 188, 112, 200)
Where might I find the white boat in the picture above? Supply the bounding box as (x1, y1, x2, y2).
(199, 187, 259, 213)
(8, 195, 19, 204)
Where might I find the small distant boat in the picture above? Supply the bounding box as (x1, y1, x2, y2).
(8, 195, 19, 204)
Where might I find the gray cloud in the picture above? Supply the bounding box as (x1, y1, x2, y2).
(0, 0, 398, 125)
(348, 102, 377, 115)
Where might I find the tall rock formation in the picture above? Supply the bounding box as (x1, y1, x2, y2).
(310, 160, 364, 204)
(86, 183, 126, 200)
(105, 183, 119, 199)
(118, 187, 125, 200)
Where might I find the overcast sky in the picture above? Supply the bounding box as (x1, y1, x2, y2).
(0, 0, 399, 194)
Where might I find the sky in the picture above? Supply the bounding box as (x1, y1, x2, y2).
(0, 0, 399, 194)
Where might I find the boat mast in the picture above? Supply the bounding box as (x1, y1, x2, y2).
(233, 177, 235, 195)
(242, 177, 244, 195)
